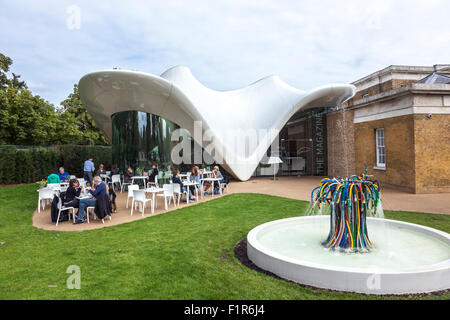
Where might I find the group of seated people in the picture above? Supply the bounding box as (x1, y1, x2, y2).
(45, 164, 119, 225)
(47, 163, 227, 224)
(64, 176, 116, 225)
(47, 163, 119, 185)
(171, 165, 225, 201)
(46, 167, 71, 184)
(121, 164, 226, 201)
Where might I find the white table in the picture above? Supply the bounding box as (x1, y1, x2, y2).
(201, 178, 223, 197)
(131, 176, 147, 186)
(181, 181, 198, 204)
(202, 171, 212, 178)
(76, 193, 92, 200)
(143, 187, 164, 213)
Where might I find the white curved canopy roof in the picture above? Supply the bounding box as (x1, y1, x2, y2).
(78, 66, 355, 181)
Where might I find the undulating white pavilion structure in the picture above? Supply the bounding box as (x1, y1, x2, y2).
(78, 66, 355, 181)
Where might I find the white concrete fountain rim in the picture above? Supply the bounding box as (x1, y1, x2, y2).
(247, 216, 450, 274)
(247, 216, 450, 294)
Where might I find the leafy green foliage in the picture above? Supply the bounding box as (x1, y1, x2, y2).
(0, 145, 111, 184)
(58, 85, 108, 145)
(0, 53, 108, 146)
(58, 145, 112, 177)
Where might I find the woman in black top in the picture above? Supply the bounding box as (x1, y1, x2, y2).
(124, 167, 134, 183)
(148, 163, 159, 185)
(64, 179, 82, 208)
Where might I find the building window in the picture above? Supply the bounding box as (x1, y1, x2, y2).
(375, 128, 386, 168)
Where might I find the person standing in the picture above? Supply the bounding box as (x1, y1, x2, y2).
(83, 157, 95, 187)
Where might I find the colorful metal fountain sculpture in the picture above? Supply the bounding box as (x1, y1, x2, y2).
(311, 169, 383, 252)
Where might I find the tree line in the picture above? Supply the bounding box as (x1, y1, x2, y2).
(0, 52, 108, 146)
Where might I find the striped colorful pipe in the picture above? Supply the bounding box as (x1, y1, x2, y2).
(310, 173, 383, 252)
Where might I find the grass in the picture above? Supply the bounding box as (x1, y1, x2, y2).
(0, 183, 449, 300)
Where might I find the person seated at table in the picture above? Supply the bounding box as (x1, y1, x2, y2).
(64, 178, 82, 208)
(188, 166, 201, 201)
(47, 170, 60, 184)
(212, 166, 224, 195)
(74, 176, 106, 225)
(57, 167, 70, 182)
(147, 163, 159, 186)
(124, 167, 134, 183)
(96, 163, 107, 176)
(111, 164, 120, 175)
(172, 170, 187, 198)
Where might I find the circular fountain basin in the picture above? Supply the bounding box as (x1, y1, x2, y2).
(247, 216, 450, 295)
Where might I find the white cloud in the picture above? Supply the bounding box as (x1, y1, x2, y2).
(0, 0, 449, 106)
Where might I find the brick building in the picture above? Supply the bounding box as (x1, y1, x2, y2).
(327, 65, 450, 194)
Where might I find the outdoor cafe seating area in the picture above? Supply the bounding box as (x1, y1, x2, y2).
(37, 167, 230, 228)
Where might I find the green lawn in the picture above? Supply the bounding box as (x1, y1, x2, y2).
(0, 183, 449, 300)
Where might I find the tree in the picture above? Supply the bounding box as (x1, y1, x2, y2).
(59, 84, 109, 145)
(0, 53, 13, 89)
(0, 52, 109, 146)
(0, 86, 59, 145)
(0, 53, 59, 145)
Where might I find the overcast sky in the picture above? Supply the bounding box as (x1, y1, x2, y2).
(1, 0, 449, 107)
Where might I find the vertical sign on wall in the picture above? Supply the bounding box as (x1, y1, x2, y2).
(313, 110, 328, 176)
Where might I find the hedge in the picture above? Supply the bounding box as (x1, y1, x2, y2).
(0, 145, 112, 185)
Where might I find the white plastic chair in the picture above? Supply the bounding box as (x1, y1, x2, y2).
(47, 183, 60, 189)
(38, 188, 56, 213)
(69, 175, 76, 180)
(146, 175, 158, 188)
(86, 206, 111, 224)
(111, 174, 122, 192)
(131, 190, 153, 216)
(173, 183, 188, 206)
(190, 183, 199, 202)
(156, 184, 176, 210)
(164, 171, 173, 184)
(126, 185, 139, 208)
(55, 195, 76, 226)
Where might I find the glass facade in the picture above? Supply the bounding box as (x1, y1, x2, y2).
(111, 111, 179, 172)
(257, 108, 329, 177)
(112, 109, 329, 178)
(279, 108, 329, 176)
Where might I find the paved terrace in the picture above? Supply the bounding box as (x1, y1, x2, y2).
(33, 177, 450, 231)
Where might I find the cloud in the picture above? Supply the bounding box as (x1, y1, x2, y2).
(0, 0, 449, 106)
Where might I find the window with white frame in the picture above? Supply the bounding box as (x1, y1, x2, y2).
(375, 128, 386, 168)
